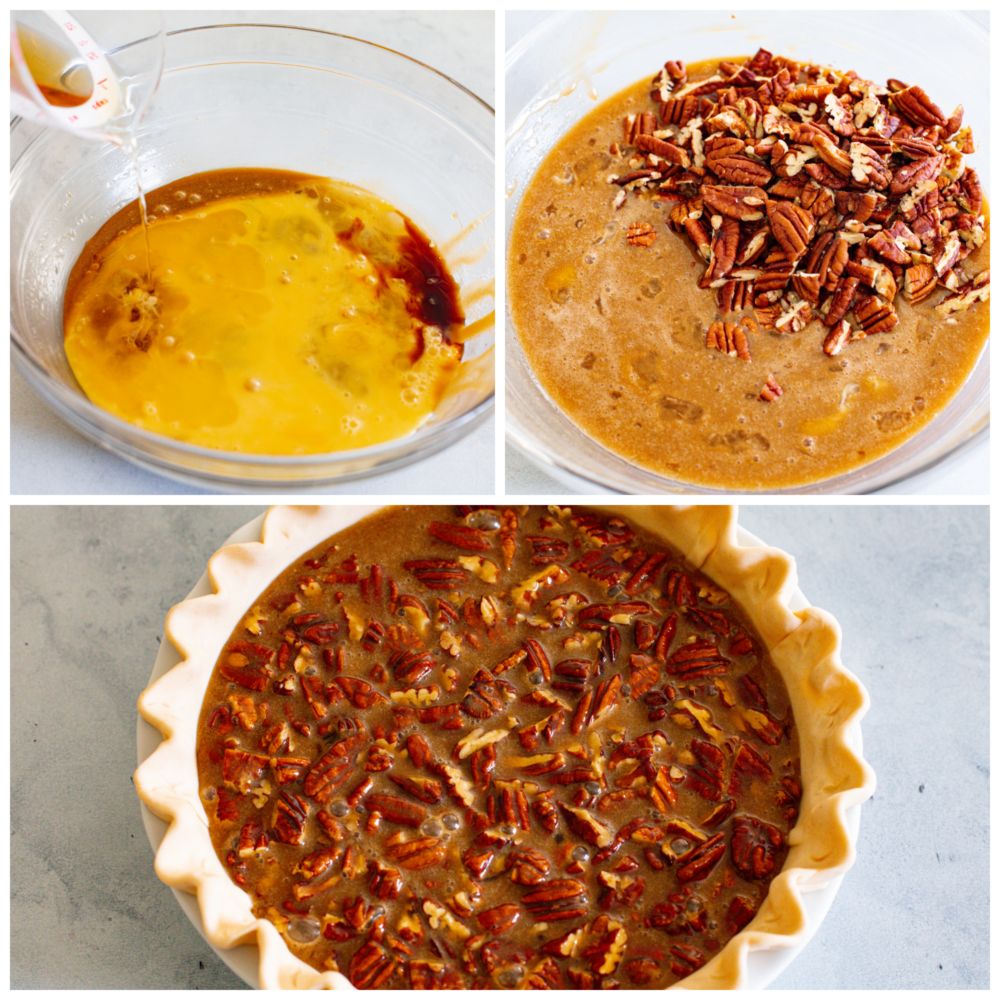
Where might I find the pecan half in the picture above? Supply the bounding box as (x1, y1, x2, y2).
(811, 134, 852, 178)
(667, 639, 728, 679)
(849, 141, 891, 189)
(676, 832, 726, 883)
(853, 294, 899, 335)
(705, 216, 740, 282)
(706, 320, 752, 361)
(626, 221, 657, 247)
(429, 521, 492, 552)
(365, 793, 427, 828)
(348, 941, 397, 989)
(522, 879, 588, 922)
(892, 85, 947, 128)
(890, 154, 944, 196)
(635, 132, 691, 168)
(731, 815, 784, 880)
(706, 141, 773, 186)
(903, 263, 937, 304)
(766, 200, 815, 261)
(384, 834, 447, 870)
(701, 184, 769, 221)
(506, 847, 550, 885)
(403, 558, 468, 589)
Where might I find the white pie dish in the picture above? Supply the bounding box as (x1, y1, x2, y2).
(135, 505, 876, 988)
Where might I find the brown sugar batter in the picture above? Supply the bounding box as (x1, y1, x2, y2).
(508, 60, 989, 490)
(196, 505, 800, 987)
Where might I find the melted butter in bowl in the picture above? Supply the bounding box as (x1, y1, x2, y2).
(63, 169, 463, 454)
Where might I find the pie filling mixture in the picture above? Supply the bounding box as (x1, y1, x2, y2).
(197, 505, 800, 988)
(63, 169, 463, 454)
(508, 51, 989, 489)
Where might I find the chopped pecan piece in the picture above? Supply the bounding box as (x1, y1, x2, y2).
(686, 738, 726, 801)
(936, 270, 989, 313)
(219, 642, 274, 691)
(669, 942, 706, 978)
(370, 862, 404, 901)
(725, 895, 758, 935)
(272, 791, 309, 846)
(822, 319, 853, 356)
(558, 803, 614, 847)
(221, 748, 269, 793)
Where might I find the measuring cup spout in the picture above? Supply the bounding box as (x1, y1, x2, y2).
(10, 10, 164, 142)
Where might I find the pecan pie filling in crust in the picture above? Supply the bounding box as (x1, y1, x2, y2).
(136, 505, 875, 989)
(507, 53, 989, 490)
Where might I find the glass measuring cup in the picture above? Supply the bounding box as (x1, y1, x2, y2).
(10, 10, 164, 143)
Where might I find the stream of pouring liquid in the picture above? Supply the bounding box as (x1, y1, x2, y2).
(116, 133, 154, 287)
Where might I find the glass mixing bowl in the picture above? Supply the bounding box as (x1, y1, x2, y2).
(505, 11, 988, 495)
(11, 23, 495, 489)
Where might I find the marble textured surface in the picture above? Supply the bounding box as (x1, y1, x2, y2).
(11, 10, 495, 496)
(10, 504, 987, 988)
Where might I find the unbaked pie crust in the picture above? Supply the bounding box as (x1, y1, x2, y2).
(135, 504, 875, 989)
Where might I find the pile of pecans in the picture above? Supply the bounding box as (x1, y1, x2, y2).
(612, 49, 989, 358)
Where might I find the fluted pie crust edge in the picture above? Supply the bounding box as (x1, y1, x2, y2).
(134, 504, 876, 990)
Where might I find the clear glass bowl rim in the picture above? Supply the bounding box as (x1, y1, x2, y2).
(10, 21, 495, 485)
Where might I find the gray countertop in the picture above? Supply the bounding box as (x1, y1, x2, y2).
(10, 504, 987, 988)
